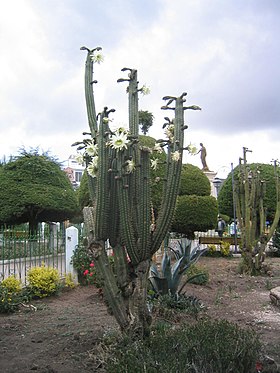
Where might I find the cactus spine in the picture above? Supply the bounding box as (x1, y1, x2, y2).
(79, 46, 200, 335)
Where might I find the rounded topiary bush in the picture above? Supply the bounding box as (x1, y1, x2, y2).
(179, 164, 211, 196)
(172, 195, 218, 238)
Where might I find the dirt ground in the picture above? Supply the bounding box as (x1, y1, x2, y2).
(1, 256, 280, 373)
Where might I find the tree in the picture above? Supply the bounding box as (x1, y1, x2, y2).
(0, 151, 79, 235)
(139, 110, 154, 135)
(76, 46, 201, 338)
(171, 164, 218, 238)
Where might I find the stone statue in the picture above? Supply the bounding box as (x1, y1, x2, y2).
(197, 143, 210, 171)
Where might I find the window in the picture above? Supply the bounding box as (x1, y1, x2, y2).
(75, 171, 83, 183)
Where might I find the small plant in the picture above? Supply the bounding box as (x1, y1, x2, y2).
(0, 276, 24, 313)
(220, 240, 231, 256)
(71, 244, 114, 287)
(206, 243, 217, 256)
(185, 264, 209, 285)
(27, 264, 60, 298)
(151, 293, 205, 321)
(82, 260, 103, 287)
(1, 276, 22, 293)
(64, 273, 77, 289)
(149, 237, 207, 296)
(206, 241, 232, 257)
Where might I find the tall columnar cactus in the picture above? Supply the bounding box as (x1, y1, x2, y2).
(234, 147, 280, 273)
(76, 46, 201, 336)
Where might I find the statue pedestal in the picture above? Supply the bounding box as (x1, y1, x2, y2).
(203, 171, 217, 197)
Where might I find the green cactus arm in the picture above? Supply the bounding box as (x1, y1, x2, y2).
(136, 147, 151, 260)
(112, 243, 129, 291)
(80, 46, 101, 138)
(150, 95, 186, 254)
(94, 111, 110, 240)
(108, 156, 120, 247)
(87, 240, 129, 329)
(116, 152, 139, 264)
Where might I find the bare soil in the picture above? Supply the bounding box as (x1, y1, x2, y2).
(1, 257, 280, 373)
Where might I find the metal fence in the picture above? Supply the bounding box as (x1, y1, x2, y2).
(0, 227, 68, 284)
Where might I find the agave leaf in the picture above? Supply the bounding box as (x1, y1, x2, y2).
(168, 256, 186, 294)
(161, 250, 171, 276)
(169, 246, 181, 261)
(161, 251, 172, 290)
(178, 273, 208, 295)
(179, 247, 208, 275)
(170, 272, 184, 295)
(148, 277, 169, 295)
(149, 262, 160, 278)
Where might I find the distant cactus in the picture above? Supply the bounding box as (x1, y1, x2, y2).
(235, 148, 280, 274)
(76, 46, 201, 336)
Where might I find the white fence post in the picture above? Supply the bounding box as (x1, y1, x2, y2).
(65, 226, 79, 284)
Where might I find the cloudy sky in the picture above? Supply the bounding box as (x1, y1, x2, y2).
(1, 0, 279, 178)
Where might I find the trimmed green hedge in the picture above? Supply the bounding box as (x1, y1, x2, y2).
(179, 164, 211, 196)
(172, 195, 218, 238)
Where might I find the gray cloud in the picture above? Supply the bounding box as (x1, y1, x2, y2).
(1, 0, 279, 169)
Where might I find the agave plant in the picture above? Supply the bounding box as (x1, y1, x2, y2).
(149, 237, 207, 296)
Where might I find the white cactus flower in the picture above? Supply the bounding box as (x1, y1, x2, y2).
(103, 117, 111, 124)
(85, 142, 98, 157)
(126, 159, 136, 173)
(141, 84, 151, 95)
(153, 143, 163, 153)
(151, 158, 159, 170)
(164, 124, 174, 141)
(109, 132, 129, 151)
(187, 143, 197, 155)
(75, 153, 84, 165)
(87, 157, 98, 177)
(171, 151, 180, 162)
(90, 52, 104, 64)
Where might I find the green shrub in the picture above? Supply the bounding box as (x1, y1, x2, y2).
(27, 264, 60, 298)
(206, 242, 232, 257)
(1, 276, 22, 293)
(185, 264, 209, 285)
(220, 241, 231, 256)
(172, 195, 218, 238)
(179, 164, 211, 196)
(151, 293, 205, 321)
(0, 286, 22, 313)
(0, 277, 25, 313)
(105, 319, 261, 373)
(71, 244, 114, 287)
